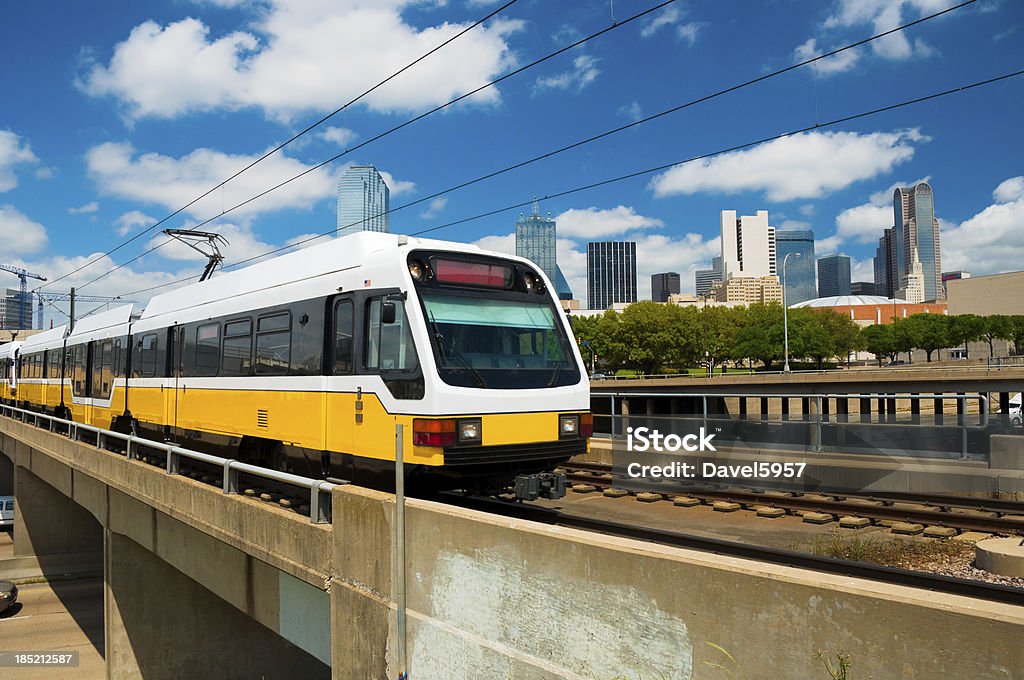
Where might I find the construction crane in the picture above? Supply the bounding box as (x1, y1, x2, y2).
(35, 293, 136, 330)
(0, 265, 46, 330)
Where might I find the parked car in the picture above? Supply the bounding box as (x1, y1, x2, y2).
(1010, 393, 1022, 427)
(590, 372, 609, 380)
(0, 580, 17, 614)
(0, 496, 12, 529)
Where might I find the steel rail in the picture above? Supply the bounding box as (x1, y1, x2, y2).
(440, 493, 1024, 606)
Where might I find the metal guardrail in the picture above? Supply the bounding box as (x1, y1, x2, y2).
(0, 404, 337, 523)
(592, 361, 1024, 380)
(594, 391, 989, 460)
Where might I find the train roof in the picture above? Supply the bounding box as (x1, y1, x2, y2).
(20, 324, 69, 352)
(139, 231, 491, 321)
(66, 304, 136, 343)
(0, 341, 20, 358)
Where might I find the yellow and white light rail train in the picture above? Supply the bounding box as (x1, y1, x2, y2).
(0, 233, 591, 498)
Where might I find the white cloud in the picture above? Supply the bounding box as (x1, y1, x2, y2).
(778, 219, 812, 231)
(0, 205, 48, 255)
(798, 0, 950, 76)
(993, 176, 1024, 203)
(815, 235, 844, 255)
(473, 233, 515, 255)
(640, 6, 704, 45)
(79, 3, 523, 121)
(86, 141, 345, 221)
(379, 170, 416, 197)
(555, 205, 664, 238)
(941, 176, 1024, 276)
(114, 210, 156, 236)
(68, 201, 99, 215)
(0, 131, 40, 192)
(793, 38, 861, 75)
(534, 54, 600, 93)
(799, 204, 816, 217)
(650, 129, 924, 202)
(618, 101, 643, 122)
(34, 167, 55, 180)
(420, 196, 448, 219)
(319, 126, 358, 147)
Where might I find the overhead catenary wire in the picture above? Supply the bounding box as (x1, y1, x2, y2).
(39, 0, 525, 292)
(102, 68, 1024, 307)
(71, 0, 683, 293)
(72, 0, 978, 294)
(96, 0, 983, 280)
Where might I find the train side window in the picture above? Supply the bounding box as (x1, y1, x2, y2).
(135, 333, 158, 378)
(95, 340, 114, 399)
(333, 300, 353, 374)
(255, 313, 290, 375)
(222, 319, 252, 376)
(364, 297, 418, 372)
(195, 323, 221, 377)
(71, 345, 88, 397)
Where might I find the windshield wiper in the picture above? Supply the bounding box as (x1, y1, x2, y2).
(428, 311, 486, 388)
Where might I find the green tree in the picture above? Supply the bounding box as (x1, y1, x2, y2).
(981, 315, 1012, 358)
(733, 303, 783, 370)
(947, 314, 985, 360)
(697, 305, 739, 373)
(1007, 316, 1024, 356)
(891, 317, 915, 361)
(788, 308, 833, 368)
(900, 313, 951, 362)
(861, 324, 896, 366)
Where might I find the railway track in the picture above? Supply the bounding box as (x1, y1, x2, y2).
(560, 462, 1024, 536)
(439, 492, 1024, 607)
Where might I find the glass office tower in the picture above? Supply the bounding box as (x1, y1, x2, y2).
(775, 230, 816, 305)
(337, 166, 390, 237)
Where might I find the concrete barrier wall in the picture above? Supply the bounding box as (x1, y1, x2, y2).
(331, 485, 1024, 680)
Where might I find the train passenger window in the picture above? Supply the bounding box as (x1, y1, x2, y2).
(255, 313, 290, 375)
(71, 345, 88, 397)
(222, 319, 252, 376)
(365, 297, 418, 372)
(195, 323, 221, 377)
(134, 334, 159, 378)
(49, 350, 61, 379)
(94, 340, 114, 399)
(333, 300, 353, 374)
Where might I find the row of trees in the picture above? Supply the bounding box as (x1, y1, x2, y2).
(568, 302, 1024, 374)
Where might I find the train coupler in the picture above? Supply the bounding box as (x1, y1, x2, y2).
(513, 472, 566, 501)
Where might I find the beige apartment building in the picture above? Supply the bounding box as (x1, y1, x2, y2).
(946, 271, 1024, 316)
(715, 276, 783, 305)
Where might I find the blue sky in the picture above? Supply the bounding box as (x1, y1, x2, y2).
(0, 0, 1021, 321)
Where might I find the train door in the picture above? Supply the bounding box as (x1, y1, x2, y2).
(325, 297, 355, 472)
(167, 325, 184, 440)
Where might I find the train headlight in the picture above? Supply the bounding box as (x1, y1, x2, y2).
(408, 260, 431, 282)
(559, 414, 579, 438)
(458, 418, 482, 443)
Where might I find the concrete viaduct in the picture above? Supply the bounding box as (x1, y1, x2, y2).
(2, 414, 1023, 678)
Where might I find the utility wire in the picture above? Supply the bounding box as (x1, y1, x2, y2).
(92, 0, 981, 281)
(106, 68, 1024, 304)
(39, 0, 524, 292)
(72, 0, 681, 293)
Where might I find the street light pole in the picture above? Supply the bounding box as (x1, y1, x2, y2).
(783, 252, 800, 374)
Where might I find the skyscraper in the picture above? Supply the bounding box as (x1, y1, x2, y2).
(893, 182, 942, 300)
(587, 242, 636, 310)
(817, 255, 852, 298)
(651, 273, 680, 302)
(694, 257, 723, 297)
(515, 200, 572, 300)
(0, 288, 31, 330)
(873, 228, 897, 299)
(720, 210, 776, 280)
(337, 165, 390, 237)
(775, 230, 817, 305)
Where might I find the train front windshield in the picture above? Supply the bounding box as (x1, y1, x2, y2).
(420, 292, 581, 389)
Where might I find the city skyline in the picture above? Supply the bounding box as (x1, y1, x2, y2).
(0, 1, 1020, 322)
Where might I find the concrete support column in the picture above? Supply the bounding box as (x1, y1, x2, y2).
(620, 398, 630, 437)
(14, 465, 102, 558)
(105, 531, 328, 680)
(808, 398, 821, 452)
(934, 398, 944, 426)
